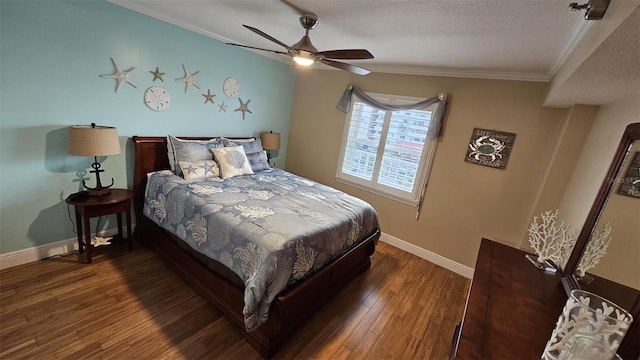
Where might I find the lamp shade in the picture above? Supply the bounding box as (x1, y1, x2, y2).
(260, 131, 281, 150)
(68, 124, 120, 156)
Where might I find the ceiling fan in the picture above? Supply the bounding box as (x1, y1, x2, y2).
(226, 0, 374, 75)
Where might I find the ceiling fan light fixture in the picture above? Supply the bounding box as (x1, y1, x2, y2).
(291, 35, 318, 53)
(293, 52, 315, 66)
(227, 2, 372, 75)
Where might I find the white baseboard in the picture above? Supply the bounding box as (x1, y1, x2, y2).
(0, 227, 129, 270)
(380, 232, 474, 279)
(1, 228, 473, 279)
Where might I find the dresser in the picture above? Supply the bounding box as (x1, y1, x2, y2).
(452, 238, 568, 359)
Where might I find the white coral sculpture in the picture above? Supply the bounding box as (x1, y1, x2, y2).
(575, 223, 612, 278)
(527, 210, 577, 270)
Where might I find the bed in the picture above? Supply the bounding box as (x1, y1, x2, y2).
(132, 136, 380, 358)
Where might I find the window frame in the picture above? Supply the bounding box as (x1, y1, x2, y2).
(335, 92, 440, 206)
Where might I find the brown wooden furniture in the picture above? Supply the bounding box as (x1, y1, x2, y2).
(452, 238, 568, 359)
(65, 189, 134, 263)
(131, 136, 380, 358)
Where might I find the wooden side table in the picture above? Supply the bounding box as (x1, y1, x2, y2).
(65, 189, 135, 263)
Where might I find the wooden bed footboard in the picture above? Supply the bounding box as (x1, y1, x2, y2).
(131, 136, 380, 358)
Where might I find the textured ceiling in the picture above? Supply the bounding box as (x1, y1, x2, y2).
(544, 5, 640, 107)
(109, 0, 639, 107)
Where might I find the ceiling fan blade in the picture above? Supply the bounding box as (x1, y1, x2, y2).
(225, 43, 287, 55)
(320, 59, 371, 75)
(243, 25, 291, 50)
(316, 49, 374, 60)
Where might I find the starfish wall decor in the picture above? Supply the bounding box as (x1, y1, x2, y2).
(202, 89, 215, 104)
(100, 60, 256, 114)
(149, 66, 165, 81)
(234, 98, 252, 120)
(175, 64, 200, 93)
(100, 57, 137, 93)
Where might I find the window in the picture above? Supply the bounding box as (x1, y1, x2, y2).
(336, 93, 440, 206)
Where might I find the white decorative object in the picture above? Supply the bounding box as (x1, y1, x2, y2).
(218, 101, 228, 112)
(144, 86, 170, 111)
(576, 223, 612, 278)
(527, 209, 577, 270)
(175, 64, 200, 93)
(223, 77, 240, 98)
(91, 236, 112, 247)
(100, 57, 137, 93)
(542, 290, 632, 360)
(566, 336, 622, 360)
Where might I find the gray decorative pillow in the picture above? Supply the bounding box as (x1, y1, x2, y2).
(246, 150, 271, 171)
(211, 146, 254, 179)
(222, 138, 263, 155)
(167, 136, 223, 176)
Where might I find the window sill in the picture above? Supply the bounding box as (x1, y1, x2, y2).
(335, 177, 419, 207)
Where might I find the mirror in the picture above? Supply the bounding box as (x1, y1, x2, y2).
(561, 122, 640, 359)
(584, 141, 640, 291)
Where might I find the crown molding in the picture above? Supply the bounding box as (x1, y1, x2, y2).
(107, 0, 235, 44)
(364, 65, 549, 82)
(548, 18, 594, 80)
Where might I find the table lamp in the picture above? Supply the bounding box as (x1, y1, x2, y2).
(68, 123, 120, 196)
(260, 131, 281, 167)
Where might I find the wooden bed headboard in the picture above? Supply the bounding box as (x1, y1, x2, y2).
(131, 136, 253, 219)
(132, 136, 182, 219)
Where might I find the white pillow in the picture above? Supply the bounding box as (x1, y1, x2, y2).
(178, 160, 220, 180)
(211, 146, 254, 179)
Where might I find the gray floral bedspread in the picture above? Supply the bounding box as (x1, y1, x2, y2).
(143, 168, 379, 331)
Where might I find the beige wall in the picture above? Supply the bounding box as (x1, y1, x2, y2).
(558, 94, 640, 228)
(522, 105, 598, 250)
(558, 94, 640, 289)
(285, 69, 570, 268)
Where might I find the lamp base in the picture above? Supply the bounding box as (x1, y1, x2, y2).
(266, 150, 275, 168)
(83, 158, 114, 196)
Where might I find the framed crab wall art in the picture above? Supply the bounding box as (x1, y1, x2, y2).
(618, 151, 640, 198)
(465, 128, 516, 169)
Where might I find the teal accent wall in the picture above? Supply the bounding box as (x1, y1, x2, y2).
(0, 1, 295, 254)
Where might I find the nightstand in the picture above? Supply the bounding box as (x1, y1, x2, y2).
(65, 189, 134, 263)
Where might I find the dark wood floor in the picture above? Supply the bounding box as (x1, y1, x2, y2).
(0, 240, 470, 359)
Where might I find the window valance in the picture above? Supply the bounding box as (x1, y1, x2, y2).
(336, 84, 448, 139)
